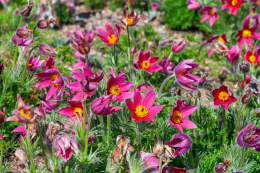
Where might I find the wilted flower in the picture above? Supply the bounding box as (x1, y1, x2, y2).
(54, 135, 79, 162)
(39, 44, 58, 57)
(158, 53, 175, 73)
(244, 49, 260, 66)
(214, 159, 230, 173)
(37, 18, 56, 29)
(221, 0, 246, 16)
(174, 59, 202, 91)
(20, 1, 34, 17)
(44, 122, 64, 145)
(241, 88, 253, 104)
(238, 61, 251, 73)
(42, 57, 58, 70)
(140, 151, 159, 173)
(187, 0, 201, 10)
(171, 38, 187, 54)
(125, 90, 163, 123)
(121, 6, 147, 27)
(58, 101, 85, 118)
(236, 123, 260, 148)
(199, 6, 219, 27)
(151, 135, 174, 161)
(112, 135, 134, 163)
(0, 107, 6, 125)
(27, 54, 44, 71)
(152, 3, 160, 11)
(13, 24, 33, 47)
(211, 84, 237, 110)
(207, 34, 229, 57)
(209, 40, 229, 57)
(164, 166, 190, 173)
(159, 37, 175, 48)
(240, 75, 251, 88)
(227, 45, 240, 63)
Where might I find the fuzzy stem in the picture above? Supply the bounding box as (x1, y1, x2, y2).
(196, 43, 208, 63)
(82, 101, 87, 139)
(12, 17, 22, 70)
(37, 122, 48, 168)
(84, 111, 93, 156)
(6, 35, 14, 76)
(107, 115, 111, 147)
(26, 124, 36, 173)
(223, 106, 226, 144)
(127, 26, 132, 75)
(99, 116, 105, 143)
(0, 125, 3, 169)
(158, 73, 175, 98)
(138, 124, 142, 159)
(233, 104, 243, 144)
(189, 148, 195, 171)
(118, 152, 125, 173)
(32, 26, 37, 54)
(243, 73, 246, 90)
(158, 155, 163, 173)
(52, 144, 57, 173)
(240, 145, 245, 169)
(168, 52, 173, 59)
(147, 123, 154, 150)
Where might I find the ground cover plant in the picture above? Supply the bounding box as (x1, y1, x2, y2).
(0, 0, 260, 172)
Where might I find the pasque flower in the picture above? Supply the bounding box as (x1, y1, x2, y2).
(140, 151, 159, 173)
(107, 68, 134, 102)
(164, 166, 190, 173)
(171, 38, 187, 54)
(169, 99, 197, 133)
(40, 98, 60, 112)
(199, 6, 219, 27)
(54, 135, 79, 162)
(244, 49, 260, 66)
(39, 44, 58, 57)
(174, 59, 202, 91)
(214, 159, 230, 173)
(166, 133, 192, 158)
(240, 75, 250, 88)
(35, 69, 65, 100)
(27, 54, 44, 71)
(37, 18, 56, 29)
(91, 94, 122, 116)
(16, 27, 32, 39)
(209, 39, 229, 57)
(158, 52, 175, 73)
(187, 0, 201, 10)
(206, 34, 229, 57)
(13, 24, 33, 47)
(227, 45, 240, 63)
(221, 0, 246, 16)
(121, 6, 147, 27)
(95, 20, 121, 47)
(235, 15, 260, 48)
(136, 83, 154, 97)
(211, 84, 237, 110)
(20, 1, 34, 17)
(42, 57, 58, 70)
(0, 0, 9, 4)
(73, 51, 86, 69)
(236, 123, 260, 148)
(152, 3, 160, 11)
(0, 107, 6, 125)
(112, 135, 134, 163)
(125, 90, 163, 123)
(58, 101, 85, 118)
(12, 123, 37, 138)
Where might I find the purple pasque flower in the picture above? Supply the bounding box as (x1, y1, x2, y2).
(40, 98, 60, 112)
(206, 34, 229, 57)
(13, 24, 33, 47)
(66, 25, 95, 55)
(67, 65, 104, 101)
(171, 38, 187, 54)
(164, 166, 190, 173)
(58, 101, 85, 119)
(199, 6, 219, 27)
(187, 0, 201, 10)
(42, 57, 59, 70)
(174, 59, 202, 91)
(73, 51, 86, 69)
(121, 6, 147, 27)
(27, 54, 44, 71)
(236, 123, 260, 148)
(158, 52, 175, 73)
(91, 94, 122, 116)
(166, 133, 192, 158)
(54, 135, 79, 162)
(140, 151, 159, 173)
(35, 69, 65, 100)
(39, 44, 58, 57)
(227, 45, 240, 63)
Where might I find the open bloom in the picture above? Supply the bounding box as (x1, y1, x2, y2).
(13, 24, 33, 47)
(158, 53, 175, 73)
(206, 34, 229, 57)
(187, 0, 201, 10)
(135, 49, 162, 75)
(171, 38, 187, 53)
(27, 54, 44, 71)
(112, 135, 134, 163)
(58, 101, 85, 118)
(95, 20, 120, 47)
(140, 151, 159, 173)
(237, 123, 260, 148)
(235, 15, 260, 48)
(169, 99, 197, 133)
(35, 69, 65, 100)
(227, 45, 240, 63)
(221, 0, 246, 16)
(121, 6, 147, 27)
(174, 59, 202, 91)
(12, 123, 37, 138)
(166, 133, 192, 158)
(42, 57, 58, 70)
(6, 94, 34, 124)
(40, 98, 60, 112)
(240, 75, 251, 88)
(211, 84, 237, 110)
(106, 68, 134, 102)
(125, 90, 163, 123)
(73, 51, 86, 69)
(152, 3, 160, 11)
(55, 135, 79, 162)
(0, 107, 6, 125)
(164, 166, 190, 173)
(244, 49, 260, 66)
(199, 6, 219, 27)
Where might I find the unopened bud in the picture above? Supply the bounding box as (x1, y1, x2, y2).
(209, 39, 229, 57)
(241, 88, 253, 104)
(238, 61, 251, 73)
(171, 38, 187, 53)
(16, 28, 32, 39)
(39, 44, 58, 57)
(37, 18, 56, 29)
(214, 159, 230, 173)
(159, 37, 175, 48)
(20, 1, 34, 17)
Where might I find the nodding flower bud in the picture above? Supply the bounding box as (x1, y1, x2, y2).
(39, 44, 58, 57)
(20, 1, 34, 17)
(15, 28, 32, 39)
(241, 88, 253, 104)
(37, 18, 56, 29)
(238, 61, 251, 73)
(148, 42, 156, 49)
(209, 39, 229, 57)
(159, 37, 175, 48)
(214, 159, 230, 173)
(171, 38, 188, 53)
(256, 44, 260, 57)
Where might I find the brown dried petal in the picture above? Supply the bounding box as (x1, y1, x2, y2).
(44, 122, 63, 145)
(112, 146, 122, 164)
(209, 40, 229, 57)
(214, 159, 230, 173)
(241, 88, 253, 104)
(15, 149, 28, 162)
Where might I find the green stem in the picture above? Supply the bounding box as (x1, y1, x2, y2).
(158, 74, 175, 98)
(6, 35, 14, 77)
(52, 144, 57, 173)
(189, 148, 195, 172)
(84, 111, 92, 156)
(26, 124, 36, 173)
(138, 124, 141, 159)
(233, 104, 244, 144)
(147, 123, 154, 150)
(37, 123, 48, 168)
(0, 125, 3, 169)
(223, 106, 226, 144)
(12, 17, 22, 70)
(99, 116, 105, 143)
(107, 115, 111, 147)
(32, 26, 37, 54)
(118, 153, 125, 173)
(240, 145, 245, 169)
(126, 26, 132, 75)
(82, 101, 87, 139)
(158, 155, 162, 173)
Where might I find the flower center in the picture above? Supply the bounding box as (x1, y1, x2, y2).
(126, 16, 133, 25)
(28, 64, 33, 68)
(170, 111, 183, 124)
(50, 73, 59, 81)
(217, 36, 225, 44)
(19, 109, 31, 119)
(110, 84, 121, 96)
(142, 61, 150, 69)
(218, 91, 229, 101)
(209, 8, 215, 15)
(135, 105, 149, 118)
(107, 34, 117, 44)
(249, 55, 256, 63)
(242, 30, 252, 38)
(74, 107, 83, 117)
(177, 70, 187, 77)
(231, 0, 238, 6)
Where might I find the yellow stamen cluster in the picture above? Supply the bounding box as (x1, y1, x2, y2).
(135, 105, 149, 118)
(108, 34, 117, 44)
(110, 84, 121, 96)
(142, 61, 150, 69)
(126, 16, 133, 25)
(50, 73, 59, 81)
(28, 64, 33, 68)
(74, 107, 83, 117)
(218, 91, 229, 101)
(170, 111, 182, 124)
(209, 8, 215, 15)
(231, 0, 238, 6)
(177, 70, 187, 77)
(19, 109, 31, 119)
(242, 30, 252, 38)
(249, 55, 256, 63)
(217, 36, 225, 44)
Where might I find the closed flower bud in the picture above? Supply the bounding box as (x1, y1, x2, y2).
(37, 18, 56, 29)
(15, 28, 32, 39)
(241, 88, 253, 104)
(209, 39, 229, 57)
(39, 44, 58, 57)
(159, 37, 175, 48)
(214, 159, 230, 173)
(238, 61, 251, 73)
(20, 1, 34, 17)
(171, 38, 187, 53)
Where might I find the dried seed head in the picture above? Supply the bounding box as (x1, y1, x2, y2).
(209, 39, 229, 57)
(171, 87, 182, 96)
(20, 1, 34, 17)
(199, 72, 209, 87)
(241, 88, 253, 104)
(214, 159, 230, 173)
(159, 37, 175, 48)
(238, 61, 251, 73)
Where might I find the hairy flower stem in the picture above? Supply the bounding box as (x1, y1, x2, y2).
(37, 122, 48, 168)
(223, 106, 226, 144)
(0, 125, 3, 169)
(107, 115, 111, 147)
(52, 144, 57, 173)
(12, 17, 22, 70)
(158, 155, 163, 173)
(84, 111, 93, 156)
(168, 52, 173, 59)
(243, 73, 246, 90)
(138, 124, 142, 159)
(233, 104, 243, 144)
(26, 124, 36, 173)
(99, 116, 105, 143)
(82, 101, 87, 139)
(32, 26, 37, 54)
(113, 45, 118, 75)
(158, 73, 175, 98)
(189, 148, 195, 172)
(240, 145, 245, 169)
(118, 153, 124, 173)
(126, 26, 132, 75)
(196, 43, 209, 64)
(147, 124, 154, 150)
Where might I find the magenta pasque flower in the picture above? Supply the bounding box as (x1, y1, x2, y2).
(58, 101, 85, 118)
(169, 99, 197, 133)
(42, 57, 58, 70)
(221, 0, 246, 16)
(187, 0, 201, 10)
(125, 90, 163, 123)
(35, 69, 65, 100)
(152, 3, 160, 11)
(174, 59, 202, 91)
(73, 51, 86, 69)
(54, 135, 79, 162)
(40, 98, 60, 112)
(235, 15, 260, 48)
(95, 20, 120, 47)
(27, 54, 44, 71)
(13, 24, 33, 47)
(227, 45, 240, 63)
(121, 6, 147, 27)
(158, 52, 175, 73)
(39, 44, 58, 57)
(199, 6, 219, 27)
(171, 38, 187, 54)
(244, 49, 260, 66)
(164, 166, 190, 173)
(166, 133, 192, 158)
(140, 151, 159, 173)
(206, 34, 229, 57)
(236, 123, 260, 148)
(12, 124, 37, 137)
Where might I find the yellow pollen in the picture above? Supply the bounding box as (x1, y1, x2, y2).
(110, 84, 121, 96)
(135, 105, 149, 118)
(51, 83, 61, 86)
(29, 124, 33, 130)
(142, 60, 150, 69)
(217, 36, 225, 44)
(107, 34, 117, 44)
(170, 111, 183, 124)
(74, 107, 83, 117)
(177, 70, 186, 77)
(249, 55, 256, 63)
(126, 16, 133, 25)
(209, 8, 215, 15)
(19, 109, 31, 119)
(50, 73, 59, 81)
(242, 30, 252, 38)
(231, 0, 238, 6)
(218, 91, 229, 101)
(28, 64, 33, 68)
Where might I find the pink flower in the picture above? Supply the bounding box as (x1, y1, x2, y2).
(13, 24, 33, 47)
(42, 57, 58, 70)
(158, 52, 175, 73)
(240, 75, 251, 88)
(187, 0, 201, 10)
(67, 0, 75, 10)
(95, 20, 120, 47)
(174, 59, 202, 91)
(13, 8, 19, 15)
(164, 166, 190, 173)
(40, 98, 60, 112)
(199, 6, 219, 27)
(244, 49, 260, 66)
(236, 123, 260, 148)
(27, 54, 44, 71)
(166, 133, 192, 158)
(0, 0, 9, 4)
(35, 69, 65, 100)
(169, 99, 197, 133)
(12, 124, 37, 137)
(58, 101, 85, 118)
(106, 68, 134, 102)
(73, 51, 86, 69)
(152, 3, 160, 11)
(121, 6, 147, 27)
(227, 45, 240, 62)
(135, 49, 162, 75)
(54, 135, 79, 162)
(39, 44, 58, 57)
(235, 15, 260, 48)
(0, 107, 6, 125)
(206, 34, 229, 57)
(0, 134, 3, 139)
(140, 151, 159, 173)
(125, 90, 163, 123)
(171, 38, 187, 54)
(136, 83, 154, 97)
(221, 0, 246, 16)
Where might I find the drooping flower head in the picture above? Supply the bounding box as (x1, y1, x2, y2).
(95, 20, 120, 47)
(13, 24, 33, 47)
(174, 59, 202, 91)
(15, 27, 32, 39)
(187, 0, 201, 10)
(140, 151, 159, 173)
(244, 49, 260, 66)
(227, 45, 240, 63)
(206, 34, 230, 57)
(39, 44, 58, 57)
(211, 84, 237, 110)
(37, 18, 56, 29)
(20, 1, 34, 17)
(58, 101, 85, 119)
(171, 38, 188, 54)
(158, 53, 175, 73)
(199, 6, 219, 27)
(27, 54, 44, 71)
(112, 135, 134, 163)
(236, 123, 260, 148)
(42, 57, 58, 70)
(125, 90, 163, 123)
(214, 159, 230, 173)
(221, 0, 246, 16)
(121, 6, 147, 27)
(169, 99, 197, 133)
